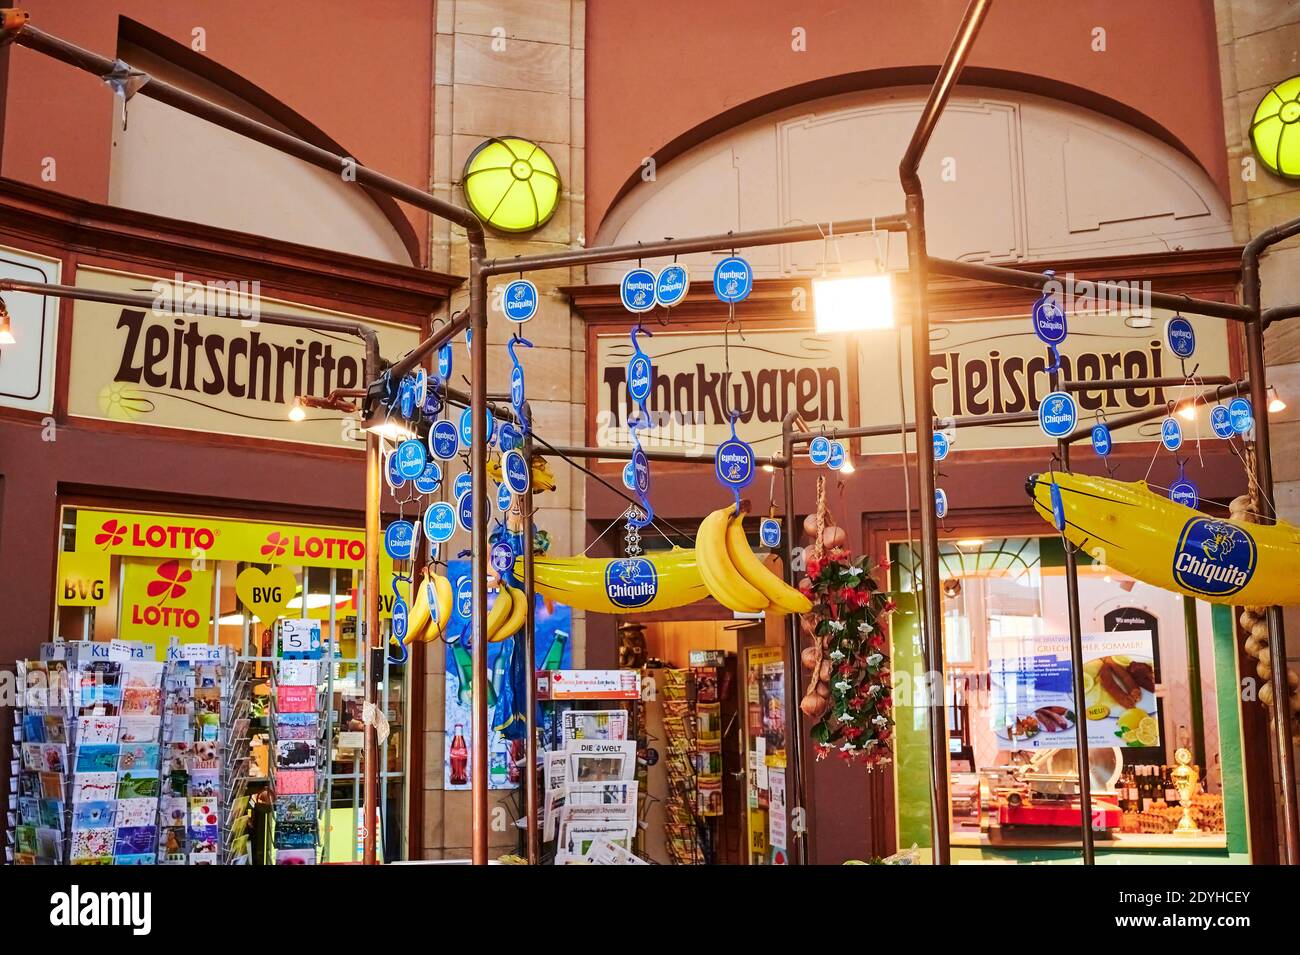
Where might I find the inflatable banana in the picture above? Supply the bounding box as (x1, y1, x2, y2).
(520, 547, 709, 614)
(1027, 470, 1300, 606)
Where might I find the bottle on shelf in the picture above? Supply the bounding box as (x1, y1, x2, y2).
(449, 723, 469, 786)
(1163, 765, 1180, 806)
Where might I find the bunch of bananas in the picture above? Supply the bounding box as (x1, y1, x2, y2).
(485, 582, 528, 643)
(401, 569, 453, 645)
(487, 451, 557, 493)
(696, 503, 812, 615)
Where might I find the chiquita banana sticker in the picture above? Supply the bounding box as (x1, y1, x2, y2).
(1026, 470, 1300, 606)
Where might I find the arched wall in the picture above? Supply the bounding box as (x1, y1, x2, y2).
(590, 86, 1233, 284)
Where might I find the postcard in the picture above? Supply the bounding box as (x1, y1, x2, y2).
(74, 744, 119, 774)
(276, 848, 317, 865)
(21, 713, 46, 743)
(43, 715, 68, 744)
(274, 822, 317, 849)
(114, 826, 157, 856)
(117, 716, 161, 744)
(276, 684, 317, 713)
(158, 826, 186, 856)
(561, 709, 629, 745)
(115, 797, 158, 828)
(275, 712, 319, 741)
(277, 660, 320, 687)
(76, 715, 120, 745)
(274, 794, 316, 825)
(36, 827, 63, 862)
(71, 772, 117, 804)
(122, 687, 163, 717)
(114, 853, 156, 866)
(118, 743, 161, 772)
(78, 681, 122, 711)
(187, 827, 219, 854)
(188, 768, 220, 797)
(275, 769, 316, 795)
(70, 827, 115, 860)
(158, 796, 188, 829)
(20, 743, 42, 772)
(40, 743, 69, 774)
(276, 738, 317, 770)
(116, 772, 160, 800)
(39, 798, 64, 829)
(189, 798, 219, 830)
(121, 660, 165, 688)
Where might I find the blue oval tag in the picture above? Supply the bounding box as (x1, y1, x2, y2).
(395, 439, 427, 479)
(622, 461, 637, 489)
(510, 365, 525, 409)
(455, 576, 473, 621)
(627, 353, 652, 405)
(423, 390, 443, 418)
(1169, 479, 1199, 509)
(429, 419, 459, 460)
(391, 597, 409, 640)
(1210, 404, 1234, 439)
(632, 446, 651, 494)
(497, 482, 513, 511)
(399, 379, 416, 419)
(759, 518, 781, 548)
(713, 256, 753, 303)
(620, 268, 657, 313)
(385, 452, 407, 491)
(498, 422, 523, 452)
(423, 502, 456, 543)
(1165, 316, 1195, 359)
(1032, 293, 1067, 345)
(1228, 397, 1253, 434)
(384, 521, 416, 560)
(1038, 391, 1077, 438)
(1091, 424, 1112, 457)
(932, 432, 949, 462)
(413, 460, 443, 495)
(935, 488, 948, 519)
(502, 279, 539, 323)
(453, 471, 473, 499)
(438, 343, 453, 380)
(459, 407, 495, 449)
(827, 441, 846, 470)
(490, 541, 515, 574)
(503, 449, 531, 494)
(457, 492, 474, 532)
(655, 263, 689, 308)
(1160, 416, 1183, 451)
(715, 438, 755, 490)
(808, 435, 831, 466)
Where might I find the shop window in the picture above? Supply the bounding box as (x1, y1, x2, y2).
(53, 504, 410, 862)
(891, 535, 1229, 851)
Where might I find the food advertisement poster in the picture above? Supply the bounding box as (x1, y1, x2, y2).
(989, 630, 1158, 750)
(443, 559, 571, 790)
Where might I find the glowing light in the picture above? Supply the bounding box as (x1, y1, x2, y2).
(1268, 386, 1287, 414)
(1251, 76, 1300, 178)
(463, 137, 561, 233)
(813, 275, 894, 333)
(288, 396, 307, 422)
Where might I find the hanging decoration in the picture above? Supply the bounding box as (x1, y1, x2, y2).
(1031, 269, 1067, 372)
(797, 476, 894, 768)
(507, 335, 532, 430)
(626, 324, 655, 529)
(1027, 470, 1300, 606)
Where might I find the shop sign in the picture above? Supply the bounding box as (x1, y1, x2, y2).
(438, 343, 453, 380)
(391, 598, 409, 641)
(605, 557, 657, 609)
(715, 437, 755, 491)
(57, 550, 111, 606)
(501, 279, 538, 323)
(66, 267, 417, 448)
(75, 508, 392, 573)
(119, 557, 213, 643)
(596, 327, 850, 456)
(654, 264, 689, 308)
(619, 268, 656, 313)
(459, 407, 495, 448)
(0, 245, 61, 414)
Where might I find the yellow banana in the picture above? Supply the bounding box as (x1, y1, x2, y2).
(485, 585, 513, 640)
(402, 570, 433, 646)
(492, 584, 529, 642)
(726, 507, 811, 614)
(425, 572, 454, 642)
(518, 547, 708, 613)
(697, 504, 767, 613)
(1027, 470, 1300, 606)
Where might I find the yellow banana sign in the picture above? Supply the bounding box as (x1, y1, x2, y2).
(519, 547, 709, 614)
(1027, 470, 1300, 606)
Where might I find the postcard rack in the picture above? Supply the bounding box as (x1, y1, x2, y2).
(269, 652, 327, 864)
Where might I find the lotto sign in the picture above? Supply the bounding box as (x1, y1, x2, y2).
(713, 256, 753, 303)
(620, 268, 657, 313)
(503, 449, 531, 494)
(655, 263, 689, 307)
(501, 279, 538, 323)
(119, 557, 214, 645)
(1038, 391, 1077, 438)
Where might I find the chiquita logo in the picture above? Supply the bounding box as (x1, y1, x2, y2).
(605, 557, 657, 609)
(1172, 518, 1256, 597)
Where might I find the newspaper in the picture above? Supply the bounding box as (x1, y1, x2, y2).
(584, 837, 648, 865)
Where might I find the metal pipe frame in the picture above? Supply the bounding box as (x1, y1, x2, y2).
(779, 412, 810, 864)
(521, 402, 540, 864)
(1243, 218, 1300, 865)
(897, 0, 992, 866)
(543, 443, 784, 468)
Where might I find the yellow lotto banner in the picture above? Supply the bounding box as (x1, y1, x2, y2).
(57, 549, 111, 606)
(73, 508, 396, 576)
(119, 557, 214, 644)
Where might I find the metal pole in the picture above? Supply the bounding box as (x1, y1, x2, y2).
(522, 403, 540, 865)
(780, 411, 809, 864)
(542, 443, 783, 468)
(362, 431, 382, 864)
(1061, 380, 1248, 444)
(468, 264, 491, 866)
(898, 0, 992, 864)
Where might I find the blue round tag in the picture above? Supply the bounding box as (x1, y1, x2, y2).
(622, 461, 636, 489)
(632, 446, 650, 494)
(497, 482, 513, 511)
(759, 518, 781, 548)
(933, 432, 949, 462)
(490, 541, 515, 574)
(1165, 316, 1195, 359)
(1038, 391, 1078, 438)
(827, 441, 847, 470)
(385, 452, 407, 491)
(620, 268, 657, 313)
(715, 438, 755, 490)
(437, 344, 453, 380)
(1169, 479, 1199, 509)
(423, 390, 443, 418)
(395, 439, 427, 479)
(1032, 293, 1067, 345)
(423, 502, 456, 543)
(455, 576, 473, 622)
(1228, 397, 1253, 434)
(391, 597, 409, 640)
(413, 460, 443, 495)
(510, 365, 525, 409)
(399, 379, 416, 419)
(457, 492, 474, 532)
(713, 256, 753, 303)
(384, 521, 416, 561)
(1091, 424, 1112, 457)
(457, 407, 494, 448)
(655, 263, 689, 308)
(429, 419, 459, 460)
(453, 471, 473, 499)
(498, 422, 523, 452)
(627, 354, 652, 405)
(502, 279, 539, 323)
(1210, 404, 1234, 439)
(808, 435, 831, 466)
(935, 488, 948, 519)
(1160, 416, 1183, 451)
(503, 449, 531, 494)
(412, 369, 428, 406)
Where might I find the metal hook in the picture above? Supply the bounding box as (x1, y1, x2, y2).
(506, 335, 534, 366)
(630, 324, 653, 357)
